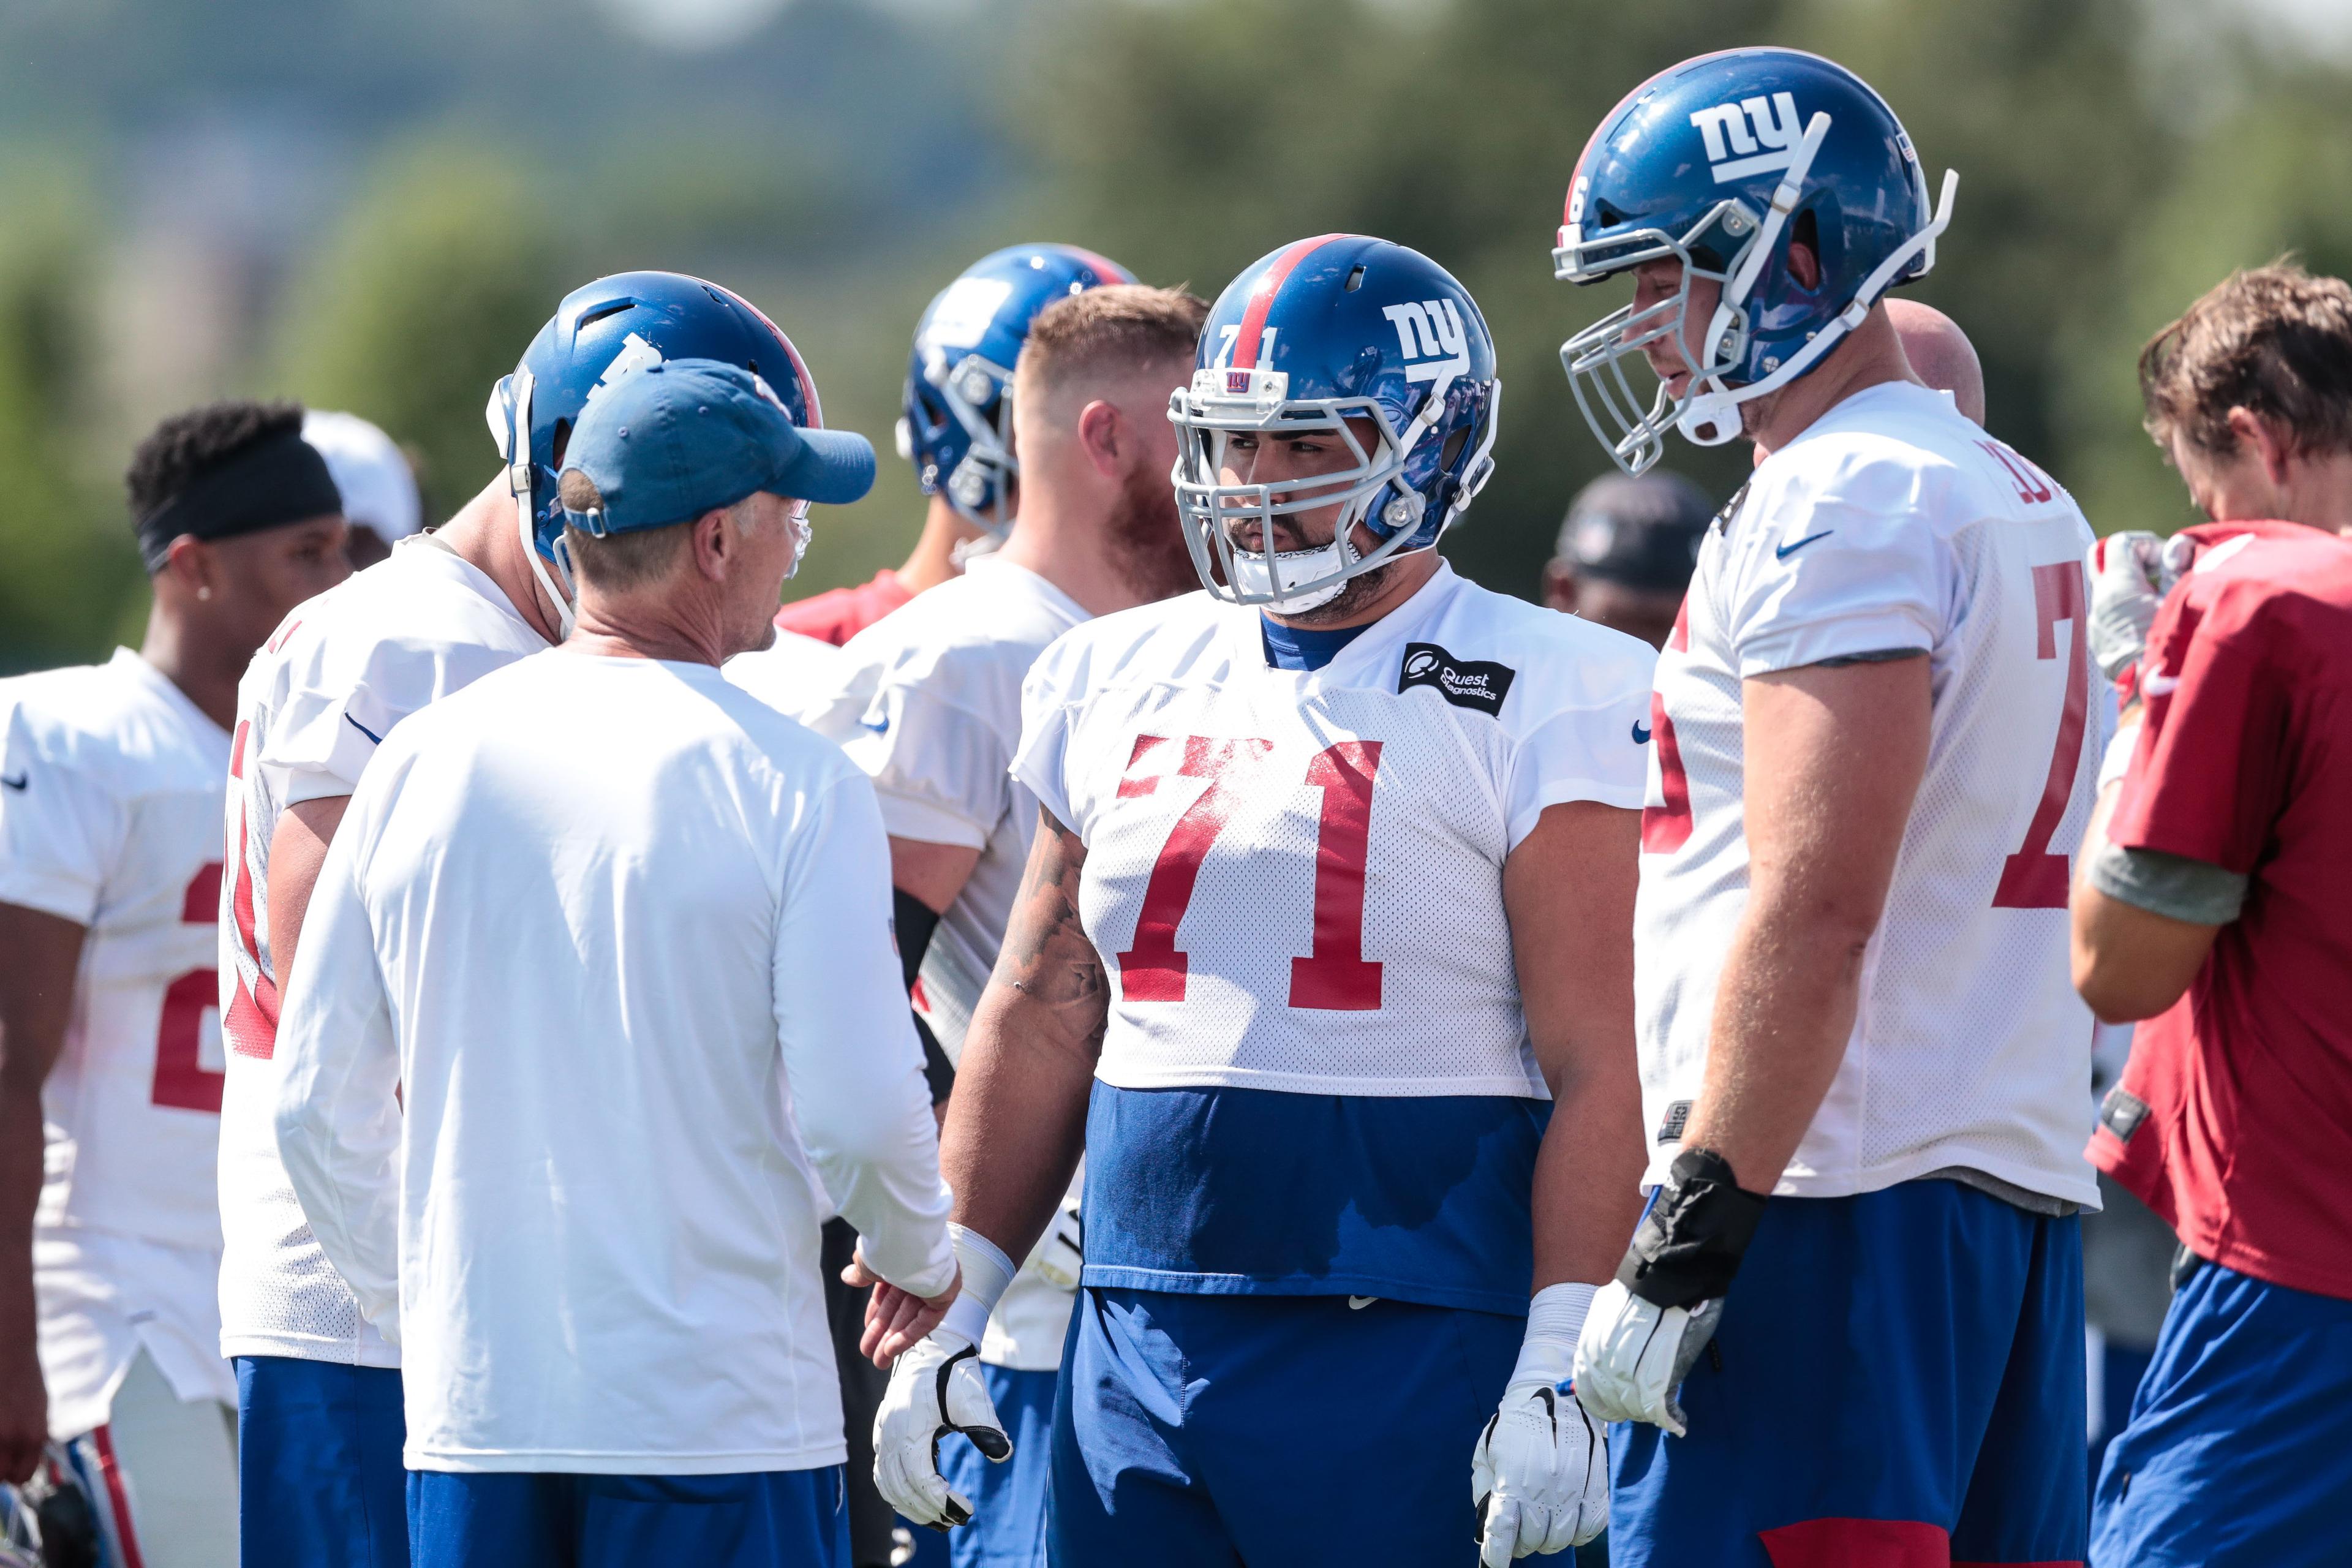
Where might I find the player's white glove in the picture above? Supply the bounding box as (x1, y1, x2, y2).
(1474, 1283, 1608, 1564)
(872, 1329, 1011, 1529)
(1572, 1148, 1766, 1438)
(2087, 530, 2196, 684)
(871, 1224, 1019, 1531)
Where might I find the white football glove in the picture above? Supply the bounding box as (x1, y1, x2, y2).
(1474, 1284, 1608, 1564)
(2087, 530, 2196, 683)
(1571, 1280, 1723, 1438)
(872, 1332, 1011, 1529)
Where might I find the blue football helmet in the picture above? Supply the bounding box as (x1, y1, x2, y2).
(1170, 234, 1499, 612)
(897, 243, 1135, 537)
(486, 271, 829, 631)
(1553, 48, 1958, 473)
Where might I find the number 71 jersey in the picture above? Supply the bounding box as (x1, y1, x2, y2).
(1635, 383, 2108, 1207)
(1012, 564, 1654, 1099)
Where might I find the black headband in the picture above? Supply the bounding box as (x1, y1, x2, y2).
(135, 427, 342, 573)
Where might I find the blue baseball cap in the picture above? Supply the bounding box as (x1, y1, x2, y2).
(557, 358, 875, 536)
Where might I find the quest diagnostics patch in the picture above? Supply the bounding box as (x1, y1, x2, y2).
(1398, 643, 1515, 718)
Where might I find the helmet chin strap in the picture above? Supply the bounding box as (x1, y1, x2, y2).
(501, 366, 577, 641)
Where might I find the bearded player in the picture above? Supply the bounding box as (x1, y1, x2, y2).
(810, 282, 1205, 1568)
(1550, 49, 2105, 1566)
(0, 402, 348, 1567)
(216, 273, 834, 1568)
(775, 244, 1136, 646)
(865, 235, 1654, 1566)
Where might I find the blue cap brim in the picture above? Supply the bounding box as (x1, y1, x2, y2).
(776, 427, 878, 507)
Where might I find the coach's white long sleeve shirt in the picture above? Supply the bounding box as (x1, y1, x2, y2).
(274, 652, 955, 1474)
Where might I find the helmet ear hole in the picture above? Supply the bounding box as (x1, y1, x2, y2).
(1788, 209, 1824, 292)
(551, 417, 573, 470)
(1438, 425, 1471, 472)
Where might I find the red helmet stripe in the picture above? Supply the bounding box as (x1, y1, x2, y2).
(1057, 245, 1136, 287)
(1231, 233, 1349, 371)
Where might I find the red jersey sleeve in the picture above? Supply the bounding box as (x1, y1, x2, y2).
(2105, 568, 2290, 875)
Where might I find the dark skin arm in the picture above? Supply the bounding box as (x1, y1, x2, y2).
(0, 903, 86, 1482)
(855, 806, 1106, 1365)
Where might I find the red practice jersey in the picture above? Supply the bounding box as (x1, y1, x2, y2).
(2092, 519, 2352, 1300)
(772, 568, 913, 647)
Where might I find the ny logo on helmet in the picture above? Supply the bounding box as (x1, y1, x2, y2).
(1380, 300, 1468, 384)
(1689, 92, 1803, 184)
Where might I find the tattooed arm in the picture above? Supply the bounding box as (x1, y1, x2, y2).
(857, 805, 1107, 1362)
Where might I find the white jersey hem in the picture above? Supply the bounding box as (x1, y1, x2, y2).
(1645, 1144, 2100, 1211)
(219, 1332, 401, 1370)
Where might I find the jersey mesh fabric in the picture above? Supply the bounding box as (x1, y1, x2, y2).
(805, 559, 1087, 1063)
(1635, 383, 2105, 1206)
(216, 538, 545, 1366)
(1014, 565, 1654, 1099)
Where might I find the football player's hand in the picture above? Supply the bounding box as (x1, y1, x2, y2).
(845, 1257, 959, 1368)
(1572, 1283, 1722, 1437)
(872, 1330, 1011, 1530)
(1572, 1147, 1766, 1438)
(0, 1330, 47, 1485)
(1473, 1363, 1607, 1561)
(2087, 530, 2195, 684)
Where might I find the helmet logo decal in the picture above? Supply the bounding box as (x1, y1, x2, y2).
(1380, 300, 1468, 383)
(922, 276, 1015, 352)
(1689, 92, 1803, 183)
(586, 332, 663, 405)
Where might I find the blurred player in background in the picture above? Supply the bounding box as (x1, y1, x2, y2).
(217, 272, 809, 1568)
(303, 412, 422, 572)
(812, 282, 1205, 1568)
(0, 401, 348, 1567)
(274, 356, 956, 1568)
(1556, 50, 2104, 1567)
(747, 241, 1137, 1568)
(1542, 471, 1713, 649)
(868, 235, 1654, 1567)
(774, 244, 1135, 647)
(1885, 298, 1986, 426)
(2073, 261, 2352, 1568)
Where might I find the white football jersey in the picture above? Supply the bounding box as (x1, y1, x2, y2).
(800, 557, 1091, 1371)
(0, 650, 237, 1433)
(1014, 564, 1655, 1098)
(217, 537, 545, 1366)
(723, 628, 849, 720)
(1636, 382, 2106, 1207)
(807, 559, 1087, 1059)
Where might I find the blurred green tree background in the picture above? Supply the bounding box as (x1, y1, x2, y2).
(1, 0, 2346, 673)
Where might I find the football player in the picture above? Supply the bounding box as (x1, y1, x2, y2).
(1551, 49, 2105, 1566)
(809, 282, 1204, 1568)
(774, 244, 1136, 647)
(1542, 470, 1715, 649)
(0, 401, 349, 1566)
(216, 272, 824, 1568)
(866, 235, 1656, 1566)
(2073, 262, 2352, 1568)
(303, 412, 421, 572)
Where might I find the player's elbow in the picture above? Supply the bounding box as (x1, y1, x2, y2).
(2070, 886, 2209, 1023)
(2071, 944, 2188, 1025)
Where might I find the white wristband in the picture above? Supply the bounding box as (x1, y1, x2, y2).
(1507, 1281, 1599, 1392)
(938, 1223, 1016, 1348)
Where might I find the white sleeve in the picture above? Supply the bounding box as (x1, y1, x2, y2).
(839, 679, 1008, 851)
(773, 772, 956, 1298)
(1725, 496, 1947, 676)
(0, 700, 124, 924)
(1503, 668, 1655, 848)
(263, 635, 508, 807)
(271, 797, 404, 1340)
(1008, 655, 1080, 834)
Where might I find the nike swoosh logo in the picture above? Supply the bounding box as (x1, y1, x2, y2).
(1348, 1295, 1378, 1310)
(0, 772, 24, 790)
(344, 714, 385, 745)
(861, 717, 889, 734)
(1632, 721, 1651, 745)
(2143, 672, 2180, 697)
(1776, 530, 1834, 560)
